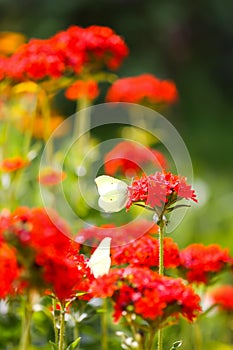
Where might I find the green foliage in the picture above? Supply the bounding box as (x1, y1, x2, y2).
(66, 337, 81, 350)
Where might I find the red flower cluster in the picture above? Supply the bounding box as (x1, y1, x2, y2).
(111, 235, 180, 269)
(90, 267, 201, 323)
(1, 207, 92, 301)
(179, 244, 232, 284)
(126, 172, 197, 211)
(209, 285, 233, 311)
(104, 141, 167, 177)
(0, 242, 19, 298)
(1, 26, 128, 81)
(106, 74, 178, 106)
(0, 57, 7, 80)
(65, 79, 99, 101)
(38, 250, 92, 301)
(38, 168, 67, 186)
(75, 220, 158, 247)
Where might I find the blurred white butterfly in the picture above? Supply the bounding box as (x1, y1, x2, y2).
(95, 175, 128, 213)
(87, 237, 112, 278)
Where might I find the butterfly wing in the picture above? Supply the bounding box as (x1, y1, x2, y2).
(95, 175, 128, 212)
(88, 237, 112, 278)
(98, 192, 128, 212)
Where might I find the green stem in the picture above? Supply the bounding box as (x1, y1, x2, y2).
(58, 302, 66, 350)
(53, 298, 59, 345)
(126, 314, 144, 350)
(22, 94, 38, 157)
(157, 216, 166, 350)
(19, 290, 33, 350)
(0, 116, 11, 160)
(158, 218, 165, 276)
(193, 321, 202, 350)
(101, 298, 108, 350)
(41, 89, 53, 164)
(157, 329, 163, 350)
(73, 321, 79, 344)
(148, 328, 156, 350)
(74, 97, 91, 155)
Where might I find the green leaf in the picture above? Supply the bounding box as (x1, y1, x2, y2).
(66, 337, 81, 350)
(49, 340, 58, 350)
(170, 340, 182, 349)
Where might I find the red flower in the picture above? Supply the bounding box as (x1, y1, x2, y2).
(1, 206, 94, 300)
(0, 156, 29, 172)
(0, 209, 11, 241)
(209, 285, 233, 311)
(5, 38, 65, 80)
(39, 252, 93, 301)
(0, 57, 7, 80)
(106, 74, 178, 106)
(111, 235, 180, 269)
(38, 168, 66, 186)
(0, 242, 19, 298)
(82, 25, 129, 70)
(3, 25, 128, 81)
(65, 80, 99, 101)
(9, 207, 71, 253)
(90, 267, 201, 323)
(52, 25, 129, 72)
(179, 244, 232, 284)
(126, 171, 197, 211)
(104, 141, 167, 177)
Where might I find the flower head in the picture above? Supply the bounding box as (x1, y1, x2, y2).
(38, 168, 66, 186)
(209, 285, 233, 311)
(126, 171, 197, 213)
(5, 38, 66, 80)
(179, 244, 232, 284)
(39, 251, 92, 301)
(90, 267, 201, 323)
(65, 79, 99, 101)
(1, 206, 93, 301)
(111, 235, 180, 269)
(0, 156, 29, 172)
(106, 74, 178, 107)
(0, 242, 19, 298)
(104, 141, 167, 177)
(2, 25, 128, 82)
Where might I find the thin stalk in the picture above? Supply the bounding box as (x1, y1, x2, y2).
(126, 314, 144, 350)
(19, 290, 33, 350)
(157, 216, 166, 350)
(158, 218, 165, 276)
(58, 302, 66, 350)
(74, 97, 91, 154)
(22, 94, 38, 157)
(73, 320, 79, 344)
(0, 116, 11, 160)
(41, 89, 53, 164)
(157, 329, 163, 350)
(52, 298, 59, 345)
(148, 328, 156, 350)
(101, 298, 108, 350)
(193, 321, 202, 350)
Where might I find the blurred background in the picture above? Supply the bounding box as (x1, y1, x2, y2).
(0, 0, 233, 247)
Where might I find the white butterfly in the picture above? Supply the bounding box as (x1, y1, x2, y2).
(87, 237, 112, 278)
(95, 175, 128, 213)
